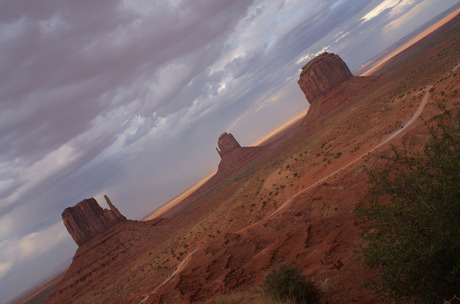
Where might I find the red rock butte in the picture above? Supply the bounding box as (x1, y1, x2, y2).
(298, 52, 379, 130)
(215, 132, 268, 175)
(216, 132, 241, 157)
(62, 195, 127, 246)
(298, 52, 353, 104)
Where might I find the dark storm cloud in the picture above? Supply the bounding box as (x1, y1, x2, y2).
(0, 0, 255, 213)
(0, 0, 253, 164)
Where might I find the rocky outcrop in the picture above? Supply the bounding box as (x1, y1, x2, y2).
(298, 53, 379, 130)
(215, 133, 268, 175)
(62, 195, 127, 246)
(47, 217, 169, 304)
(216, 133, 241, 157)
(298, 52, 353, 104)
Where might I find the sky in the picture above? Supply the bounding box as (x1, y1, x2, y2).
(0, 0, 458, 302)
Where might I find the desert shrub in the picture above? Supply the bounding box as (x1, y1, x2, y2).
(263, 264, 320, 304)
(358, 107, 460, 302)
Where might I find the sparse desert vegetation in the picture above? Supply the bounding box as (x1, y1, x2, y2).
(263, 264, 320, 304)
(359, 107, 460, 303)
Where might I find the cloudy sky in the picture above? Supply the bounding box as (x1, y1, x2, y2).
(0, 0, 458, 302)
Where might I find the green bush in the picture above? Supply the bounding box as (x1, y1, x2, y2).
(358, 107, 460, 302)
(263, 264, 320, 304)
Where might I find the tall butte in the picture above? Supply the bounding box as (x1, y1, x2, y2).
(297, 52, 353, 104)
(297, 52, 379, 129)
(216, 132, 241, 157)
(215, 132, 267, 175)
(62, 195, 127, 246)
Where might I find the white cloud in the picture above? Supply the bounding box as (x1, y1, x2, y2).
(295, 45, 331, 65)
(388, 0, 416, 18)
(146, 59, 195, 108)
(314, 46, 331, 56)
(39, 12, 68, 37)
(217, 82, 227, 93)
(361, 0, 401, 23)
(0, 217, 14, 244)
(2, 143, 79, 208)
(383, 0, 423, 34)
(0, 261, 13, 280)
(0, 221, 68, 279)
(334, 31, 350, 43)
(211, 0, 327, 73)
(296, 53, 313, 65)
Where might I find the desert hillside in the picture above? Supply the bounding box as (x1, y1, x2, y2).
(40, 13, 460, 304)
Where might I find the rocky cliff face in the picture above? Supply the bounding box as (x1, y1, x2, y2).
(62, 195, 127, 246)
(47, 217, 169, 304)
(214, 133, 268, 176)
(298, 52, 353, 104)
(216, 133, 241, 157)
(297, 52, 379, 130)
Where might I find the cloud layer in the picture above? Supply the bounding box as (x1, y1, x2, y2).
(1, 0, 458, 302)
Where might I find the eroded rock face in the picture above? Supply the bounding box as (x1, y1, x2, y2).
(62, 195, 127, 246)
(214, 133, 268, 176)
(298, 52, 353, 104)
(216, 132, 241, 157)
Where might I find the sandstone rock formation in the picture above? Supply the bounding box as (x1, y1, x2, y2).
(47, 217, 169, 304)
(298, 52, 379, 130)
(62, 195, 127, 246)
(298, 52, 353, 104)
(215, 133, 268, 175)
(216, 133, 241, 157)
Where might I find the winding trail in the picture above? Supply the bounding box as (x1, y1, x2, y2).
(240, 85, 432, 231)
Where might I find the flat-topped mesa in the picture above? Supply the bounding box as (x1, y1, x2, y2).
(62, 195, 127, 246)
(216, 132, 241, 158)
(298, 52, 353, 104)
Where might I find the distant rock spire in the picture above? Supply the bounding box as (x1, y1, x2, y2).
(104, 195, 125, 221)
(216, 132, 241, 158)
